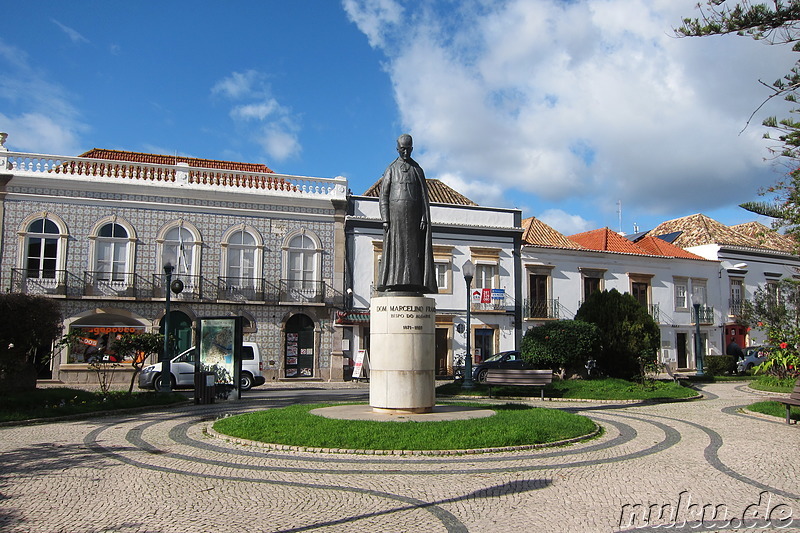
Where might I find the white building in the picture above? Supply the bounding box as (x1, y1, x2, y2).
(648, 214, 800, 351)
(521, 218, 722, 371)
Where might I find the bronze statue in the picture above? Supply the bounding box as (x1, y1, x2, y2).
(376, 134, 438, 294)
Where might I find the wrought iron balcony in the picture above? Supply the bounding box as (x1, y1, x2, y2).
(216, 276, 266, 302)
(693, 305, 715, 324)
(523, 298, 561, 319)
(152, 273, 210, 301)
(280, 279, 326, 304)
(10, 268, 69, 296)
(728, 298, 745, 318)
(84, 271, 152, 298)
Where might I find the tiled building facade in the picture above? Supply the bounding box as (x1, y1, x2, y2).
(0, 140, 347, 384)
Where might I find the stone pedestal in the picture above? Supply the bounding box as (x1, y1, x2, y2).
(369, 294, 436, 413)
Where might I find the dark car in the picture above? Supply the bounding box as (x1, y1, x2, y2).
(472, 350, 531, 383)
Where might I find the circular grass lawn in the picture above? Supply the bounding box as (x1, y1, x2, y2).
(212, 402, 598, 452)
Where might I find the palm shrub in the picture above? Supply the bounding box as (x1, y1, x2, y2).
(574, 289, 660, 380)
(520, 320, 600, 377)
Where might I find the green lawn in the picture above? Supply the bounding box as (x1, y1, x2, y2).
(436, 378, 697, 401)
(747, 376, 796, 394)
(213, 402, 598, 451)
(0, 387, 188, 423)
(747, 400, 800, 423)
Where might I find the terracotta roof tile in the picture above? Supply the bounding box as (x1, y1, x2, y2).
(648, 214, 771, 250)
(80, 148, 275, 173)
(730, 221, 796, 253)
(635, 235, 707, 260)
(569, 228, 650, 255)
(521, 217, 583, 249)
(364, 177, 477, 206)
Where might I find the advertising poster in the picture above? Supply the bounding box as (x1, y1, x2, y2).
(198, 317, 242, 398)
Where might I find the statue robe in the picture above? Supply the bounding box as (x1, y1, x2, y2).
(376, 156, 438, 294)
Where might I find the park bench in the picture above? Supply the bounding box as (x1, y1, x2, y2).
(770, 378, 800, 424)
(485, 368, 553, 400)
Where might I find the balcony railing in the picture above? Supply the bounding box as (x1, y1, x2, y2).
(523, 298, 561, 319)
(216, 276, 267, 302)
(9, 268, 336, 306)
(728, 298, 745, 318)
(5, 150, 347, 200)
(84, 271, 154, 298)
(152, 273, 212, 300)
(280, 279, 326, 304)
(692, 305, 715, 324)
(10, 269, 68, 296)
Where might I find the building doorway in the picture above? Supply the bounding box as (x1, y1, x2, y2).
(285, 314, 314, 378)
(159, 311, 193, 356)
(435, 327, 449, 376)
(677, 332, 688, 369)
(474, 328, 494, 364)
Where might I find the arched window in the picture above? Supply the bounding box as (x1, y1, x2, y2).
(96, 223, 129, 281)
(220, 225, 264, 301)
(288, 233, 317, 288)
(16, 213, 69, 294)
(25, 218, 60, 279)
(157, 221, 202, 299)
(88, 217, 136, 296)
(282, 230, 322, 302)
(227, 229, 257, 282)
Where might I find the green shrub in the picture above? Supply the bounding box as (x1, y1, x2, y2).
(521, 320, 600, 376)
(704, 355, 737, 376)
(575, 289, 660, 380)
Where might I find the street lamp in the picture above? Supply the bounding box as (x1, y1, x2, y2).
(160, 261, 174, 393)
(462, 260, 475, 389)
(692, 293, 705, 377)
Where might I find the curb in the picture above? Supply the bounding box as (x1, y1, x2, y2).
(204, 420, 603, 456)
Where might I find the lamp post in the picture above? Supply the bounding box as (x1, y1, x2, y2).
(462, 260, 475, 389)
(692, 294, 705, 377)
(160, 261, 174, 392)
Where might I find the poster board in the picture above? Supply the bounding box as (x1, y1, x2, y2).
(352, 349, 368, 380)
(197, 316, 243, 400)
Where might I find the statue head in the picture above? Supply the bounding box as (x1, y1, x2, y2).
(396, 134, 413, 161)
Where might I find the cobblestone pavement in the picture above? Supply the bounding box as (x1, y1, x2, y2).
(1, 382, 798, 533)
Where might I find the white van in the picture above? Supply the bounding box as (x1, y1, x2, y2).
(138, 342, 265, 391)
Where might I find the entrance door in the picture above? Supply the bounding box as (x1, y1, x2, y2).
(529, 274, 548, 318)
(159, 311, 192, 356)
(474, 329, 494, 364)
(435, 328, 449, 376)
(285, 314, 314, 378)
(677, 333, 688, 369)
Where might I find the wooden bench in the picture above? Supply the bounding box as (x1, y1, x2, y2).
(770, 378, 800, 424)
(485, 368, 553, 399)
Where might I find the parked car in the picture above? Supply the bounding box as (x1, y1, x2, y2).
(736, 345, 772, 374)
(138, 342, 265, 391)
(472, 350, 531, 383)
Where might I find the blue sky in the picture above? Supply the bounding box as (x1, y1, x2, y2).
(1, 0, 795, 235)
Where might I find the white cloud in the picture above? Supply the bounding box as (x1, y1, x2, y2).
(212, 70, 301, 162)
(0, 112, 85, 154)
(0, 39, 88, 154)
(51, 19, 90, 44)
(230, 100, 281, 121)
(537, 209, 594, 236)
(211, 70, 264, 100)
(344, 0, 794, 220)
(342, 0, 403, 49)
(257, 126, 301, 162)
